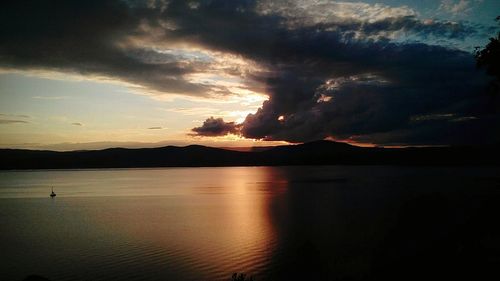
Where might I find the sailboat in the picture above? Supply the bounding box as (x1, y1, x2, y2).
(50, 187, 56, 198)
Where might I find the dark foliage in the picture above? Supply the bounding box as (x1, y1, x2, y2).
(474, 17, 500, 83)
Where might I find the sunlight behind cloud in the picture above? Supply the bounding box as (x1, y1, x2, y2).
(1, 0, 498, 148)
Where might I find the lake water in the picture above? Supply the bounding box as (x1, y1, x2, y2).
(1, 166, 499, 281)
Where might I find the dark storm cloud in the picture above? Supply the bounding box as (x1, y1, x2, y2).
(344, 16, 478, 39)
(158, 0, 481, 65)
(0, 0, 213, 97)
(238, 48, 496, 145)
(262, 0, 482, 40)
(165, 0, 496, 145)
(191, 117, 241, 137)
(1, 0, 498, 145)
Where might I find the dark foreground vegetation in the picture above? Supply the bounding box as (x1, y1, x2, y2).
(1, 140, 499, 169)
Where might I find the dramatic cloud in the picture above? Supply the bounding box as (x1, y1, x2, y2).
(0, 0, 227, 98)
(191, 117, 241, 137)
(1, 0, 499, 145)
(236, 44, 497, 145)
(260, 1, 478, 39)
(174, 0, 497, 145)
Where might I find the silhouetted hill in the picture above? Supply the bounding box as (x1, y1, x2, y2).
(0, 141, 499, 169)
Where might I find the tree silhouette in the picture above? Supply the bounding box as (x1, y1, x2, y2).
(474, 16, 500, 81)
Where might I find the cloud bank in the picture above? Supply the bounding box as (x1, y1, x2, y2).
(1, 0, 498, 145)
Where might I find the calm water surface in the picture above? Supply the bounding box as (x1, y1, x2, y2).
(1, 166, 499, 281)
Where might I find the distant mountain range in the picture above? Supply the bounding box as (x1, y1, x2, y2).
(1, 140, 499, 169)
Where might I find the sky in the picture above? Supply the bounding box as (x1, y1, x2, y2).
(0, 0, 499, 150)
